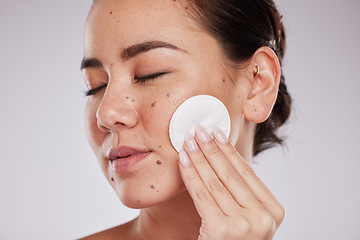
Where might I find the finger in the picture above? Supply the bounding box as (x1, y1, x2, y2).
(212, 127, 286, 226)
(193, 125, 260, 209)
(178, 150, 224, 219)
(183, 133, 240, 215)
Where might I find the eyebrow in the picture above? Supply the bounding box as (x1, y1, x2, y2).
(80, 40, 187, 70)
(80, 58, 102, 70)
(120, 40, 187, 60)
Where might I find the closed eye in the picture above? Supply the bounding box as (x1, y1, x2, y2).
(84, 72, 167, 96)
(134, 72, 167, 84)
(84, 84, 107, 97)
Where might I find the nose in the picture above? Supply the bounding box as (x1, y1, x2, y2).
(96, 86, 138, 132)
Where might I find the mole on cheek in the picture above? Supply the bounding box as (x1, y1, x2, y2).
(156, 160, 162, 165)
(132, 99, 135, 102)
(167, 93, 171, 97)
(150, 185, 155, 189)
(151, 102, 157, 107)
(111, 177, 114, 182)
(110, 11, 113, 15)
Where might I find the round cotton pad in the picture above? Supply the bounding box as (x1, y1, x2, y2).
(169, 95, 231, 152)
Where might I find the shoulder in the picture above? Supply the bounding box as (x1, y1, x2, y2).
(78, 219, 136, 240)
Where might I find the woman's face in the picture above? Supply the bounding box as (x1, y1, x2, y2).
(83, 0, 247, 208)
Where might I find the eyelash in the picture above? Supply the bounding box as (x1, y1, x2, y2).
(134, 72, 167, 84)
(84, 85, 107, 97)
(84, 72, 167, 97)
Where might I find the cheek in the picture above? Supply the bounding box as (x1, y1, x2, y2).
(139, 85, 198, 150)
(140, 92, 176, 143)
(138, 90, 188, 169)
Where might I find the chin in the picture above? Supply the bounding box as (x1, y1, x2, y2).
(114, 177, 186, 209)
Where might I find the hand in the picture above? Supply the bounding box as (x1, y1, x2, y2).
(178, 125, 285, 240)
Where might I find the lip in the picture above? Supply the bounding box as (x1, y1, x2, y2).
(107, 146, 152, 173)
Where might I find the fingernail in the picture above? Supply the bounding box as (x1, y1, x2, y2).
(185, 132, 199, 152)
(179, 150, 190, 167)
(213, 126, 228, 144)
(195, 124, 212, 143)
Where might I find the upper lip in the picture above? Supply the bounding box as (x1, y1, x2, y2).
(107, 146, 151, 160)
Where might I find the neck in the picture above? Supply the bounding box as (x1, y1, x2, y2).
(130, 190, 201, 240)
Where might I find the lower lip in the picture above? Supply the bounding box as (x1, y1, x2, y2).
(110, 152, 151, 173)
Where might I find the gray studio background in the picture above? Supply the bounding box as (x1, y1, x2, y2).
(1, 0, 359, 239)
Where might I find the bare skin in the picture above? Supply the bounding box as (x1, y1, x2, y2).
(80, 0, 285, 239)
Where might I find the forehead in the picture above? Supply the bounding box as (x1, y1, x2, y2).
(86, 0, 194, 40)
(84, 0, 199, 56)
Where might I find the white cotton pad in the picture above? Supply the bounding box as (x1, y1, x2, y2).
(169, 95, 231, 152)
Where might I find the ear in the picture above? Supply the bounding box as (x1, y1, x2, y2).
(243, 47, 281, 123)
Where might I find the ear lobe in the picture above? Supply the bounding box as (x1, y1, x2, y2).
(243, 47, 281, 123)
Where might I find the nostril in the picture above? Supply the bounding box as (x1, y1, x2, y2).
(96, 107, 111, 132)
(97, 119, 110, 132)
(97, 115, 128, 132)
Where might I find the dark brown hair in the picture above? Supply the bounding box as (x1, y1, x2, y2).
(186, 0, 292, 155)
